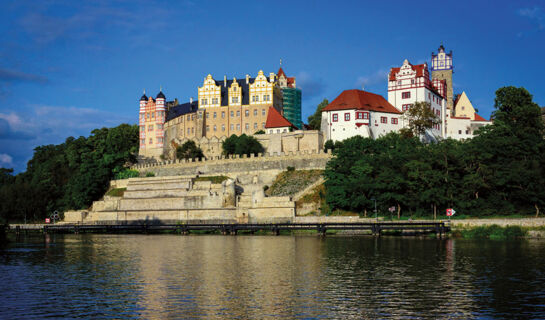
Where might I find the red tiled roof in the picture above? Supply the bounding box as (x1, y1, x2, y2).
(389, 63, 426, 81)
(287, 77, 295, 87)
(322, 89, 402, 114)
(277, 67, 286, 78)
(265, 106, 296, 129)
(473, 113, 490, 121)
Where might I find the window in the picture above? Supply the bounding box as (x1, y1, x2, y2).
(466, 130, 469, 134)
(356, 112, 363, 119)
(212, 98, 218, 104)
(187, 115, 190, 121)
(254, 123, 257, 129)
(428, 93, 431, 100)
(140, 125, 145, 131)
(231, 111, 234, 117)
(277, 129, 280, 133)
(232, 97, 238, 104)
(191, 114, 195, 120)
(411, 79, 415, 84)
(206, 112, 209, 119)
(262, 122, 265, 128)
(202, 99, 207, 105)
(146, 113, 150, 120)
(363, 112, 369, 119)
(391, 118, 398, 125)
(222, 111, 225, 118)
(344, 113, 350, 121)
(152, 112, 155, 119)
(402, 104, 411, 111)
(245, 123, 249, 131)
(253, 109, 257, 116)
(458, 130, 462, 134)
(381, 117, 387, 124)
(402, 92, 411, 99)
(332, 114, 338, 122)
(245, 110, 249, 117)
(149, 138, 153, 144)
(222, 124, 225, 131)
(214, 125, 217, 131)
(230, 124, 234, 131)
(187, 128, 190, 135)
(236, 110, 240, 117)
(461, 106, 465, 110)
(262, 109, 266, 116)
(140, 139, 145, 145)
(236, 124, 240, 130)
(206, 125, 210, 132)
(213, 112, 217, 119)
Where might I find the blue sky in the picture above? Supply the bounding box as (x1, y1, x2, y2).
(1, 0, 544, 172)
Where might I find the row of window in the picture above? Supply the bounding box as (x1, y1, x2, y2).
(141, 124, 164, 132)
(251, 94, 271, 102)
(331, 112, 398, 125)
(140, 111, 165, 120)
(205, 108, 267, 119)
(204, 122, 266, 132)
(200, 98, 219, 105)
(141, 137, 164, 145)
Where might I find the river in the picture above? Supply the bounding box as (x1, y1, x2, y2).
(1, 234, 544, 319)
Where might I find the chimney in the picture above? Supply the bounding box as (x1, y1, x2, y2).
(269, 73, 275, 82)
(190, 97, 193, 103)
(224, 75, 227, 86)
(246, 74, 250, 84)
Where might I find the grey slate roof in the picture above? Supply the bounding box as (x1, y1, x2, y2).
(165, 101, 199, 122)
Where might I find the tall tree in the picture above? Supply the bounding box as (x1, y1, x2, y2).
(176, 140, 204, 160)
(402, 101, 440, 137)
(307, 98, 329, 130)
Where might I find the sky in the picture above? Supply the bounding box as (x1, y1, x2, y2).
(1, 0, 544, 172)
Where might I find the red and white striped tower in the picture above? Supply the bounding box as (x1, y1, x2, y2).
(155, 88, 166, 149)
(139, 90, 148, 150)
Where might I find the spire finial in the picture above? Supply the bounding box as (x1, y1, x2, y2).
(280, 58, 282, 66)
(143, 89, 146, 94)
(160, 85, 162, 92)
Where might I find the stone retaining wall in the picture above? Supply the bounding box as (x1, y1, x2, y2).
(449, 218, 545, 228)
(132, 151, 332, 177)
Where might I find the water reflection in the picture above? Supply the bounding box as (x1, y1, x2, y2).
(0, 235, 544, 319)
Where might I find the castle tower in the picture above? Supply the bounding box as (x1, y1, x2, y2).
(431, 44, 453, 111)
(139, 91, 148, 151)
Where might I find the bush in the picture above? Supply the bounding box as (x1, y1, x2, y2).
(254, 130, 265, 135)
(287, 166, 295, 172)
(176, 140, 204, 160)
(222, 134, 264, 156)
(114, 169, 140, 180)
(146, 172, 155, 177)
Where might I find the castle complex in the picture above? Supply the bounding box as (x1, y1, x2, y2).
(138, 45, 492, 161)
(139, 68, 306, 160)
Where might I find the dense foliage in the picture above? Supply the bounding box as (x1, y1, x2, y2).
(176, 140, 204, 160)
(399, 101, 439, 138)
(324, 87, 545, 218)
(222, 134, 264, 156)
(0, 124, 139, 223)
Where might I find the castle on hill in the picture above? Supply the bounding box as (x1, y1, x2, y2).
(138, 44, 492, 161)
(322, 44, 491, 142)
(139, 67, 306, 160)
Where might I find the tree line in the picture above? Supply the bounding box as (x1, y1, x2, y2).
(324, 87, 545, 218)
(0, 124, 139, 223)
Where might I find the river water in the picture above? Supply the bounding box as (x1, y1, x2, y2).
(1, 234, 544, 319)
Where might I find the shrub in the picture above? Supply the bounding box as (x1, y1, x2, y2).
(222, 134, 264, 156)
(176, 140, 204, 160)
(146, 172, 155, 177)
(287, 166, 295, 172)
(114, 169, 140, 180)
(254, 130, 265, 135)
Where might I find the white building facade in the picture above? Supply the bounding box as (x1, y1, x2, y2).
(388, 59, 447, 138)
(321, 90, 402, 142)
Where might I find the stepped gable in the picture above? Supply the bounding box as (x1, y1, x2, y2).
(265, 106, 297, 129)
(214, 75, 274, 106)
(166, 101, 199, 122)
(389, 62, 426, 81)
(323, 89, 401, 114)
(277, 67, 295, 87)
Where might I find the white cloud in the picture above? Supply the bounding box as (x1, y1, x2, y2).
(518, 7, 545, 30)
(0, 153, 13, 166)
(356, 69, 389, 89)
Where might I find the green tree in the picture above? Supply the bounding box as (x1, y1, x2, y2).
(403, 101, 439, 137)
(222, 134, 263, 156)
(307, 98, 329, 130)
(176, 140, 204, 160)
